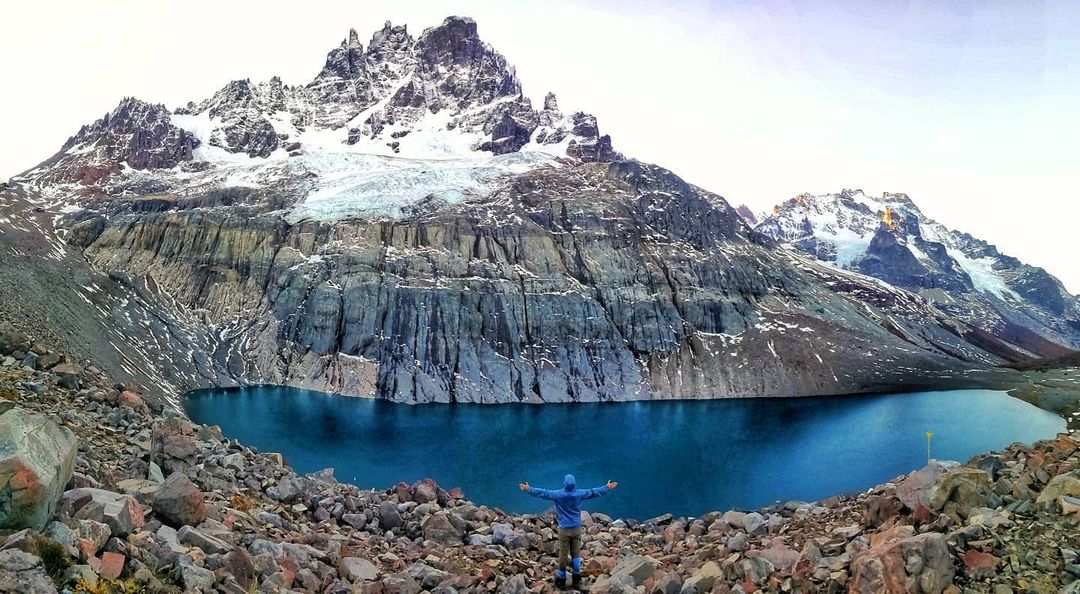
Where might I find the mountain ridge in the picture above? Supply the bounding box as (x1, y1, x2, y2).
(754, 189, 1080, 357)
(1, 16, 1074, 405)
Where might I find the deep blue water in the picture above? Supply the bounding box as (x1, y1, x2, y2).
(183, 387, 1064, 519)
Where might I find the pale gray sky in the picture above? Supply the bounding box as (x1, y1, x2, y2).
(2, 0, 1077, 292)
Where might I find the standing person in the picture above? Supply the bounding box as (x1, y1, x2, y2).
(519, 474, 618, 589)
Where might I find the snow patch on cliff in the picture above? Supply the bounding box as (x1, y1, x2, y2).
(285, 151, 557, 222)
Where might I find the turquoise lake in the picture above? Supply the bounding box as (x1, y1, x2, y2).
(183, 387, 1064, 519)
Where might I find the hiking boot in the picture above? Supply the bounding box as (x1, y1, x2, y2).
(572, 573, 582, 588)
(555, 575, 567, 589)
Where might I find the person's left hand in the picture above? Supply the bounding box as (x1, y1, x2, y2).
(519, 482, 530, 491)
(607, 480, 618, 490)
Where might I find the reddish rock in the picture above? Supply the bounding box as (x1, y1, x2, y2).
(868, 525, 915, 548)
(411, 479, 437, 504)
(864, 495, 902, 528)
(850, 533, 954, 594)
(912, 504, 937, 526)
(1052, 435, 1079, 456)
(116, 391, 144, 409)
(76, 539, 98, 561)
(98, 551, 125, 580)
(152, 472, 207, 527)
(962, 550, 999, 579)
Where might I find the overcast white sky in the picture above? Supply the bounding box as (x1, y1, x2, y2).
(2, 0, 1077, 292)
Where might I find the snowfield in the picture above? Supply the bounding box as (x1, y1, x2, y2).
(148, 113, 565, 222)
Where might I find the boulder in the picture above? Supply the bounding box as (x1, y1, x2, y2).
(407, 562, 450, 589)
(499, 574, 528, 594)
(0, 549, 57, 593)
(51, 363, 83, 389)
(1036, 472, 1080, 507)
(151, 418, 197, 474)
(492, 522, 528, 549)
(341, 556, 379, 582)
(0, 322, 30, 356)
(653, 571, 684, 594)
(381, 571, 421, 594)
(98, 551, 125, 580)
(172, 557, 215, 592)
(929, 467, 992, 516)
(743, 512, 767, 535)
(222, 549, 257, 590)
(754, 542, 800, 571)
(152, 473, 207, 527)
(177, 525, 232, 554)
(378, 501, 403, 530)
(411, 479, 437, 504)
(65, 488, 144, 537)
(422, 511, 465, 545)
(269, 473, 308, 503)
(849, 532, 954, 594)
(680, 560, 721, 593)
(0, 406, 77, 530)
(609, 554, 658, 586)
(896, 462, 952, 511)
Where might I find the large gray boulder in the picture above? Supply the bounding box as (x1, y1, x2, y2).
(0, 549, 57, 593)
(0, 406, 77, 530)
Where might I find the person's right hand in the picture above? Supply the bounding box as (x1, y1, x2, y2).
(607, 480, 618, 490)
(519, 482, 529, 491)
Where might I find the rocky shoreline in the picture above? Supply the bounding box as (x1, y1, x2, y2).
(4, 321, 1080, 593)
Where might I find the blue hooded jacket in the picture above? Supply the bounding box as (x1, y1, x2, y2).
(526, 474, 610, 529)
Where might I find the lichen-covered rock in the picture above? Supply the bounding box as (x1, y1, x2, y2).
(421, 511, 465, 545)
(0, 549, 57, 594)
(849, 532, 954, 594)
(0, 406, 76, 530)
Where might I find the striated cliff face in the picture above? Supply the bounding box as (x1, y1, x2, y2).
(2, 17, 1060, 404)
(56, 160, 1007, 403)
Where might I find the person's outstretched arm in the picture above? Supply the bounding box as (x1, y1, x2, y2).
(519, 482, 557, 500)
(583, 480, 618, 499)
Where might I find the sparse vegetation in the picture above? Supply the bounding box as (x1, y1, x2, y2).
(35, 537, 70, 578)
(230, 492, 255, 512)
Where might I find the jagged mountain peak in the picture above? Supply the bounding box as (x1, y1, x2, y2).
(757, 189, 1080, 353)
(17, 15, 622, 213)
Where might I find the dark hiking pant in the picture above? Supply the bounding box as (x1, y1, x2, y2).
(557, 527, 582, 571)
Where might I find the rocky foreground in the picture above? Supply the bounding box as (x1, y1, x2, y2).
(3, 322, 1080, 594)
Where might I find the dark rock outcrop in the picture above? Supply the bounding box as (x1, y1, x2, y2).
(31, 98, 199, 185)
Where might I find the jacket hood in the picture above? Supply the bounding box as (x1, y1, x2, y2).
(563, 474, 576, 491)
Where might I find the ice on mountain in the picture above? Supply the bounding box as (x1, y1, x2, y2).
(945, 248, 1018, 300)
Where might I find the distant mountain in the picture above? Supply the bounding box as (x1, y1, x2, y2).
(0, 17, 1060, 404)
(755, 189, 1080, 356)
(734, 204, 760, 226)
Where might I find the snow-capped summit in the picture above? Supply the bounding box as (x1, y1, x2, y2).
(756, 189, 1080, 353)
(16, 16, 618, 221)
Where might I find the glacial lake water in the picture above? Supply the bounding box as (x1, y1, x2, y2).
(183, 387, 1064, 519)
